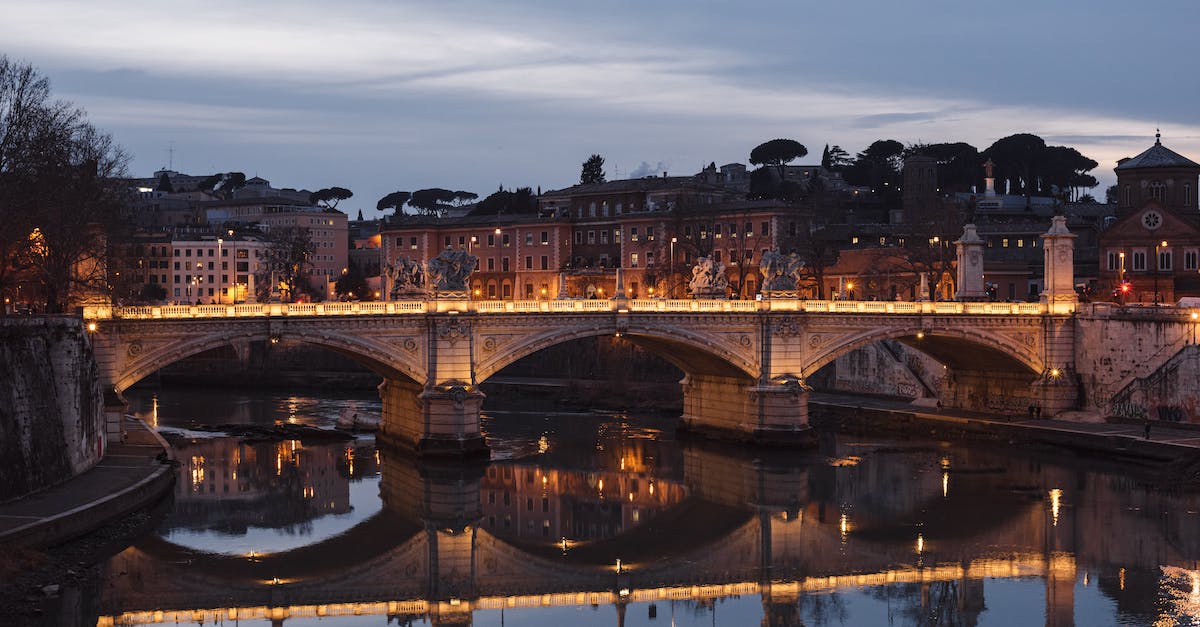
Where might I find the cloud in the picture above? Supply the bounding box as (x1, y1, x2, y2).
(850, 111, 942, 129)
(629, 161, 671, 178)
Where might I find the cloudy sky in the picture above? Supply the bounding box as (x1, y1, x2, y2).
(4, 0, 1198, 217)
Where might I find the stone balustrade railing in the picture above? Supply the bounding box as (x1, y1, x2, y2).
(81, 299, 1061, 320)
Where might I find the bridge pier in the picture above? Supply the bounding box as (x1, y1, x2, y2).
(378, 378, 488, 457)
(679, 375, 816, 446)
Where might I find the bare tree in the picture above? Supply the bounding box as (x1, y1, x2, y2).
(256, 226, 316, 302)
(0, 57, 129, 313)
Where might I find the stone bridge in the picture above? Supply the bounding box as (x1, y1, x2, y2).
(84, 298, 1087, 455)
(85, 295, 1200, 453)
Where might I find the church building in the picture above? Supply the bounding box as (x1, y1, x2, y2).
(1098, 133, 1200, 303)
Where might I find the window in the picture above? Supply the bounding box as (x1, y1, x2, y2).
(540, 255, 548, 270)
(1159, 250, 1173, 271)
(1150, 180, 1166, 202)
(684, 226, 692, 238)
(444, 236, 451, 248)
(613, 228, 621, 243)
(788, 222, 796, 236)
(631, 227, 639, 242)
(631, 253, 639, 267)
(574, 231, 583, 245)
(1124, 185, 1131, 205)
(459, 236, 466, 247)
(1002, 238, 1009, 248)
(207, 249, 214, 257)
(525, 255, 533, 269)
(588, 231, 596, 244)
(600, 230, 609, 244)
(1107, 251, 1121, 271)
(713, 250, 722, 263)
(174, 261, 180, 270)
(1132, 250, 1146, 271)
(761, 221, 769, 236)
(1017, 239, 1024, 248)
(488, 234, 496, 246)
(647, 226, 655, 241)
(185, 249, 191, 257)
(728, 223, 736, 238)
(502, 234, 511, 247)
(1186, 250, 1198, 271)
(852, 236, 859, 244)
(525, 232, 533, 246)
(487, 258, 495, 271)
(646, 251, 655, 266)
(410, 237, 418, 250)
(745, 222, 752, 236)
(541, 231, 549, 244)
(714, 224, 722, 238)
(502, 257, 510, 272)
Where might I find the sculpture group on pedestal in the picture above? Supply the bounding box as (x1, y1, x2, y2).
(425, 249, 478, 296)
(688, 256, 729, 299)
(387, 257, 426, 300)
(759, 250, 805, 297)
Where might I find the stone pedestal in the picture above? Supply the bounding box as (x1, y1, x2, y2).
(1041, 216, 1078, 314)
(954, 224, 987, 300)
(378, 378, 488, 457)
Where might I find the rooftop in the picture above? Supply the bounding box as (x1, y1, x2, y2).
(1115, 134, 1200, 170)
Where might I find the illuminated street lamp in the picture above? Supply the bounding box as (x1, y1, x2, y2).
(216, 238, 224, 304)
(669, 237, 677, 298)
(1155, 240, 1168, 305)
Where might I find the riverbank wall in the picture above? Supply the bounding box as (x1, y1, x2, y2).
(0, 317, 106, 502)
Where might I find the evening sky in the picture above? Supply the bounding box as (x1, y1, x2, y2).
(3, 0, 1195, 217)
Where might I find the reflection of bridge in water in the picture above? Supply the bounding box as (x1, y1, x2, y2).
(97, 442, 1200, 627)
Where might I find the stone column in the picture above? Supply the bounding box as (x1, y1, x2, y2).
(679, 374, 816, 446)
(954, 224, 986, 301)
(1040, 215, 1078, 314)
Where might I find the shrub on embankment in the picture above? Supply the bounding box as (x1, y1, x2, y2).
(0, 317, 104, 502)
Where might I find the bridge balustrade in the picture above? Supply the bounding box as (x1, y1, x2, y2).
(83, 299, 1061, 320)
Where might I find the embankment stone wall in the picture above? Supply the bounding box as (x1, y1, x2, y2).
(0, 317, 104, 502)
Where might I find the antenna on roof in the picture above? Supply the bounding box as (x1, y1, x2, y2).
(166, 141, 175, 170)
(1156, 126, 1161, 145)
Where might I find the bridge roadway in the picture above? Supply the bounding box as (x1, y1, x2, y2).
(94, 443, 1200, 627)
(85, 298, 1091, 455)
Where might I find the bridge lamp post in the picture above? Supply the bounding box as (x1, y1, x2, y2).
(216, 238, 223, 304)
(846, 281, 855, 301)
(1118, 252, 1126, 304)
(1154, 240, 1167, 305)
(670, 237, 677, 298)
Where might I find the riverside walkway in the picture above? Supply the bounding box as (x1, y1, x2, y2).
(0, 417, 174, 548)
(811, 392, 1200, 460)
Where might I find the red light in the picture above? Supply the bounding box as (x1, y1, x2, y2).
(1120, 283, 1131, 293)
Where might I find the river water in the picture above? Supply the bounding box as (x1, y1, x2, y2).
(83, 386, 1200, 626)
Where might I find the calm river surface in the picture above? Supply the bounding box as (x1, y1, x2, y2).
(84, 386, 1200, 626)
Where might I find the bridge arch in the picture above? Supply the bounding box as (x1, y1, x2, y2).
(804, 325, 1044, 377)
(473, 323, 759, 384)
(113, 326, 426, 393)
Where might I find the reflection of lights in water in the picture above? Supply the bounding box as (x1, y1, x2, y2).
(346, 447, 355, 476)
(1159, 567, 1200, 622)
(190, 456, 206, 492)
(615, 558, 622, 573)
(916, 534, 924, 554)
(1049, 489, 1063, 526)
(542, 475, 548, 486)
(151, 395, 159, 428)
(942, 472, 949, 498)
(940, 456, 950, 469)
(374, 449, 380, 471)
(537, 435, 550, 454)
(598, 478, 604, 493)
(1083, 571, 1089, 586)
(303, 486, 314, 499)
(649, 481, 654, 495)
(1120, 567, 1126, 591)
(840, 514, 849, 540)
(628, 492, 634, 502)
(621, 457, 625, 471)
(287, 398, 299, 424)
